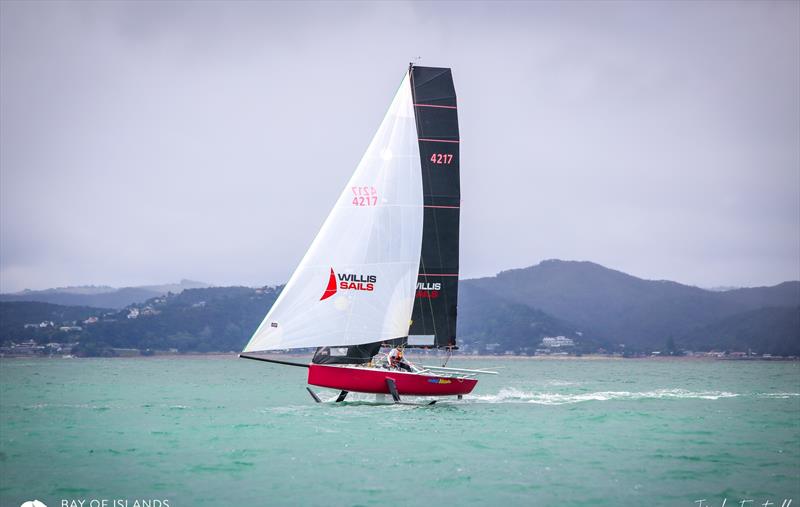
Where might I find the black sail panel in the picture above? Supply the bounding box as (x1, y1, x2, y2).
(409, 65, 460, 348)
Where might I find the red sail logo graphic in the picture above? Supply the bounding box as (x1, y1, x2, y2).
(320, 268, 377, 300)
(320, 268, 337, 301)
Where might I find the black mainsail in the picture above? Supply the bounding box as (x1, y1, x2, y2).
(408, 65, 460, 349)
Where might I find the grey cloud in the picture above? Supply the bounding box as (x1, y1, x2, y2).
(1, 0, 798, 291)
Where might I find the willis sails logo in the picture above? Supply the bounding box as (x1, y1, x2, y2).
(416, 281, 441, 299)
(320, 268, 377, 300)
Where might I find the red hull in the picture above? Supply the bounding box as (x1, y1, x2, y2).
(308, 364, 477, 396)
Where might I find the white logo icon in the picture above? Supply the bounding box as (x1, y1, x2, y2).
(20, 501, 47, 507)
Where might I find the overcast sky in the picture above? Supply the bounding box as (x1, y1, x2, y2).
(1, 0, 798, 292)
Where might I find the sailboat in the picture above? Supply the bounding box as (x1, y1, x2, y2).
(240, 64, 496, 403)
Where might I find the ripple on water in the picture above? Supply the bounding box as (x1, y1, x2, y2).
(52, 487, 91, 495)
(189, 462, 255, 473)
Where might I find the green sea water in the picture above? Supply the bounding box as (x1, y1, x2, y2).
(1, 357, 798, 507)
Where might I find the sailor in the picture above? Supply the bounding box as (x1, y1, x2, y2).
(387, 345, 412, 372)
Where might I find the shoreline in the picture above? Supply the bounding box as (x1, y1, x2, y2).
(1, 352, 797, 361)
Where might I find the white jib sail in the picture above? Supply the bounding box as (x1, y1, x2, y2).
(243, 73, 423, 352)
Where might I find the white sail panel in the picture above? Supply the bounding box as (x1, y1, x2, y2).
(243, 74, 422, 352)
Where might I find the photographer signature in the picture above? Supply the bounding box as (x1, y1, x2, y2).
(695, 499, 792, 507)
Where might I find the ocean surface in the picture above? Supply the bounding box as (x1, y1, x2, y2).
(1, 356, 798, 507)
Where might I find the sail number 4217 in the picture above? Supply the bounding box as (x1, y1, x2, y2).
(430, 153, 453, 165)
(352, 186, 377, 206)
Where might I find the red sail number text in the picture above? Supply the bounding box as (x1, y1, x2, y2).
(430, 153, 453, 165)
(352, 186, 378, 206)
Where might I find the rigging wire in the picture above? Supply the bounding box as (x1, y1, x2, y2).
(442, 346, 452, 367)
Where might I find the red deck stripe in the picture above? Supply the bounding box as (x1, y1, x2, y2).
(414, 103, 457, 109)
(424, 205, 460, 209)
(418, 138, 460, 144)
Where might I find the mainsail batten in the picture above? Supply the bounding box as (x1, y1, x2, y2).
(243, 74, 424, 353)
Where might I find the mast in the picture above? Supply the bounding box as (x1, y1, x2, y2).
(408, 66, 460, 349)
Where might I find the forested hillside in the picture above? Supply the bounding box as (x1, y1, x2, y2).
(2, 261, 797, 356)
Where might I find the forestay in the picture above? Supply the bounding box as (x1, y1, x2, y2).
(243, 74, 423, 352)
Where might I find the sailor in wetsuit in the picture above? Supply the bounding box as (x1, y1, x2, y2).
(387, 346, 413, 372)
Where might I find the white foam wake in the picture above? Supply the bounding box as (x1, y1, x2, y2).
(466, 387, 741, 405)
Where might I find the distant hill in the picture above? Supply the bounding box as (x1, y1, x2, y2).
(1, 262, 797, 356)
(0, 301, 114, 346)
(0, 301, 113, 330)
(458, 284, 603, 353)
(76, 286, 279, 354)
(681, 306, 800, 356)
(463, 260, 799, 350)
(0, 279, 210, 309)
(12, 285, 117, 295)
(0, 286, 279, 355)
(716, 282, 800, 309)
